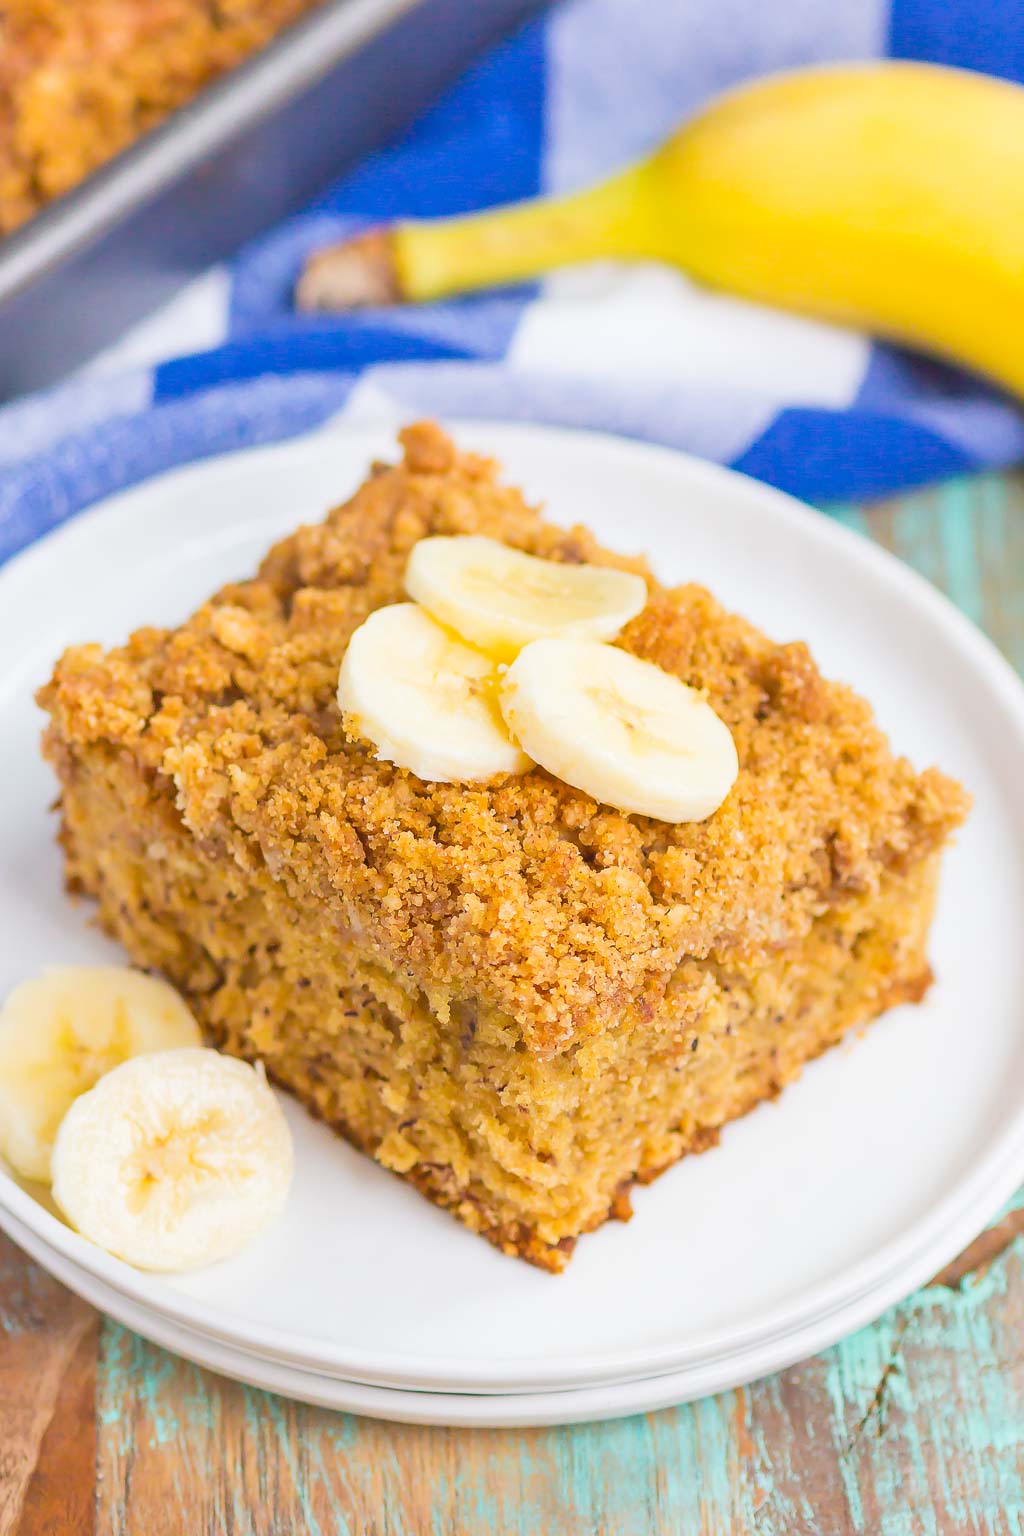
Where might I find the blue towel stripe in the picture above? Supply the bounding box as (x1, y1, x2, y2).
(1, 0, 1021, 568)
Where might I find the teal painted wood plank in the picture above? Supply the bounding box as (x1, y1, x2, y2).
(84, 1237, 1024, 1534)
(856, 470, 1024, 671)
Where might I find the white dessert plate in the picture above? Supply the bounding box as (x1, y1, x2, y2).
(2, 1145, 1020, 1427)
(1, 419, 1023, 1395)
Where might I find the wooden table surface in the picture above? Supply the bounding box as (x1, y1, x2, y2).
(2, 470, 1023, 1535)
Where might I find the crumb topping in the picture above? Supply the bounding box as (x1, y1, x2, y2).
(39, 423, 969, 1054)
(0, 0, 327, 234)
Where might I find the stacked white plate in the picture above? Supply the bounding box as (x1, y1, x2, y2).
(2, 422, 1023, 1426)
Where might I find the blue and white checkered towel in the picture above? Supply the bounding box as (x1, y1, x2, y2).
(3, 0, 1024, 565)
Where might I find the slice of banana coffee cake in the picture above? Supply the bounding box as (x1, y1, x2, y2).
(38, 422, 968, 1270)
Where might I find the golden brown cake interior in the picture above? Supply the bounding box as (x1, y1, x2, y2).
(38, 423, 968, 1270)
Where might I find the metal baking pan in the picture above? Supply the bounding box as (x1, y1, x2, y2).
(0, 0, 547, 400)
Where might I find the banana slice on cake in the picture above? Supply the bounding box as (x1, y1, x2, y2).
(51, 1048, 293, 1271)
(0, 967, 202, 1182)
(338, 601, 531, 781)
(405, 535, 647, 661)
(500, 638, 739, 822)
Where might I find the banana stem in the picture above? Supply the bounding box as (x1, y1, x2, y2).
(393, 161, 662, 302)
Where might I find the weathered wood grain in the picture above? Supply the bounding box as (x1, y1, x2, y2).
(0, 1235, 96, 1536)
(2, 466, 1023, 1535)
(740, 1243, 1024, 1535)
(933, 1206, 1024, 1289)
(76, 1232, 1024, 1535)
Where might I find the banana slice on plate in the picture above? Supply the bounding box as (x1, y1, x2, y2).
(0, 967, 202, 1183)
(338, 601, 532, 782)
(405, 535, 647, 661)
(501, 638, 739, 822)
(51, 1048, 293, 1272)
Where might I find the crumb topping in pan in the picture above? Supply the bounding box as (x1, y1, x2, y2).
(0, 0, 326, 233)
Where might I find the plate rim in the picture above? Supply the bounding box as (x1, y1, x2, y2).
(3, 1133, 1022, 1426)
(2, 415, 1023, 1392)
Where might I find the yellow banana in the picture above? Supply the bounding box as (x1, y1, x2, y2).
(297, 62, 1024, 397)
